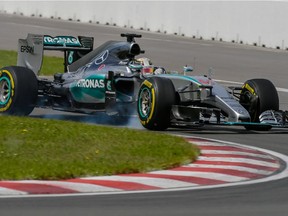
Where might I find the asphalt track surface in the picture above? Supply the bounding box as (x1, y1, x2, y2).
(1, 13, 288, 216)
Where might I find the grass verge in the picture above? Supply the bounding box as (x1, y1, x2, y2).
(0, 49, 200, 180)
(0, 50, 63, 75)
(0, 115, 200, 180)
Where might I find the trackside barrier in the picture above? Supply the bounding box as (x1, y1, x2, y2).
(1, 1, 288, 50)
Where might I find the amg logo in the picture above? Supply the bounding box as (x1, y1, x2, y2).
(21, 45, 34, 54)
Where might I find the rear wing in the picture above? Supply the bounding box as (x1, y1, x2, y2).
(17, 34, 93, 75)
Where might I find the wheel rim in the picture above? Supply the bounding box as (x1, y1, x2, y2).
(0, 77, 11, 105)
(138, 87, 151, 118)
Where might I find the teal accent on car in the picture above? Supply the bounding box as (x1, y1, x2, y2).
(68, 51, 74, 64)
(138, 87, 151, 118)
(0, 76, 11, 105)
(44, 36, 81, 47)
(106, 80, 112, 91)
(69, 74, 106, 103)
(223, 122, 271, 126)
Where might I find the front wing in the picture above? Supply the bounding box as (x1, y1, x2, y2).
(170, 105, 288, 128)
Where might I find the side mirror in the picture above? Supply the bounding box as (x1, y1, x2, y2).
(183, 66, 193, 75)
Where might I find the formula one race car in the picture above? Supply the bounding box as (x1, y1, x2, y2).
(0, 33, 287, 131)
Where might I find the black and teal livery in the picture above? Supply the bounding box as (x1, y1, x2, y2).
(0, 33, 287, 131)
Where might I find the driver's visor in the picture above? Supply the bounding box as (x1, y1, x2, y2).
(142, 66, 154, 74)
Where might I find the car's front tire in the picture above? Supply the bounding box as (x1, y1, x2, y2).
(240, 78, 279, 131)
(137, 77, 176, 130)
(0, 66, 38, 116)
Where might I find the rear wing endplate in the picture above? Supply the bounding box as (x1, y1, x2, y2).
(17, 34, 93, 75)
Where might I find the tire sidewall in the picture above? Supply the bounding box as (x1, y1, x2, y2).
(0, 66, 38, 115)
(138, 79, 157, 125)
(137, 77, 175, 130)
(0, 68, 15, 112)
(240, 79, 279, 131)
(241, 79, 279, 122)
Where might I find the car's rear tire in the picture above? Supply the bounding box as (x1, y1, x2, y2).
(239, 78, 279, 131)
(137, 77, 176, 130)
(0, 66, 38, 116)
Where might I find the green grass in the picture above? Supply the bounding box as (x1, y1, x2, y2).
(0, 49, 200, 180)
(0, 115, 200, 180)
(0, 50, 63, 75)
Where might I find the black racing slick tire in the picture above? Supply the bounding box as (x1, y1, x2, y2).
(239, 78, 279, 131)
(0, 66, 38, 116)
(137, 77, 176, 131)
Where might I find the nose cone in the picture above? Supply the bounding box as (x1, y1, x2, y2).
(228, 105, 251, 122)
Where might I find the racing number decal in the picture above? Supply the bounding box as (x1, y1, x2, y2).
(0, 69, 15, 112)
(68, 51, 74, 65)
(138, 80, 155, 125)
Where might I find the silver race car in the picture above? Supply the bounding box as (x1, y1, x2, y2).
(0, 33, 287, 131)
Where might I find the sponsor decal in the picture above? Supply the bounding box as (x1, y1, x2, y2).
(142, 80, 152, 88)
(76, 79, 105, 89)
(94, 50, 109, 65)
(44, 36, 81, 47)
(97, 64, 106, 71)
(20, 45, 34, 54)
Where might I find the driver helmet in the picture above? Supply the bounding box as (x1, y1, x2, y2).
(137, 57, 154, 74)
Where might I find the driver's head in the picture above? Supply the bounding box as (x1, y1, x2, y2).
(137, 57, 154, 74)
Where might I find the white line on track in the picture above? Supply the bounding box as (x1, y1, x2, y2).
(197, 156, 278, 168)
(16, 180, 122, 193)
(149, 170, 248, 182)
(183, 164, 273, 175)
(83, 176, 198, 188)
(0, 187, 27, 196)
(201, 150, 275, 159)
